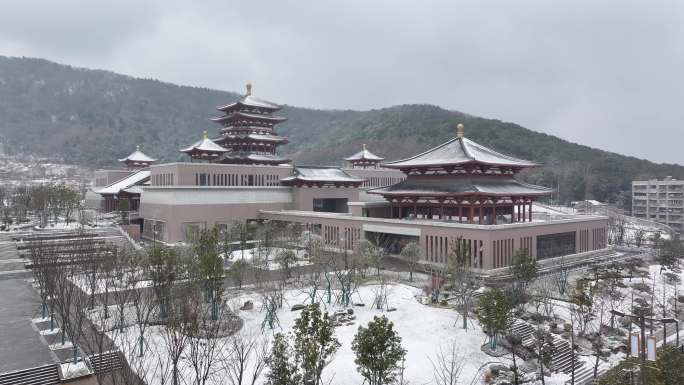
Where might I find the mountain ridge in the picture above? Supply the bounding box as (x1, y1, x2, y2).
(1, 55, 682, 207)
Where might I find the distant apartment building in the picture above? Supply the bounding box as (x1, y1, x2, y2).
(632, 177, 684, 232)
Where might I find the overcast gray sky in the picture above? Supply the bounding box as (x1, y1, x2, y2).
(1, 0, 683, 164)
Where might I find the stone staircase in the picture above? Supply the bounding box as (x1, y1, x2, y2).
(88, 351, 123, 374)
(510, 319, 610, 385)
(510, 319, 536, 349)
(569, 361, 610, 385)
(0, 363, 60, 385)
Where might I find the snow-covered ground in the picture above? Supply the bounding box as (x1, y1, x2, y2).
(227, 247, 312, 271)
(105, 283, 507, 385)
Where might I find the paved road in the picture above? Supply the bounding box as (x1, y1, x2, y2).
(0, 233, 58, 372)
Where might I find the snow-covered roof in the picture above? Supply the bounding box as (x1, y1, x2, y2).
(210, 111, 287, 123)
(96, 170, 150, 195)
(180, 135, 229, 154)
(382, 137, 539, 169)
(222, 154, 290, 164)
(118, 146, 156, 164)
(571, 200, 606, 206)
(216, 85, 281, 112)
(345, 144, 384, 162)
(220, 133, 288, 143)
(368, 178, 553, 197)
(281, 166, 365, 185)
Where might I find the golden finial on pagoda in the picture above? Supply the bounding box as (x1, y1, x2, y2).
(203, 130, 208, 139)
(136, 144, 140, 151)
(246, 83, 252, 96)
(456, 123, 465, 138)
(362, 143, 367, 151)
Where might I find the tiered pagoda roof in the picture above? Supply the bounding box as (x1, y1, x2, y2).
(281, 166, 365, 187)
(118, 146, 156, 169)
(374, 178, 553, 197)
(382, 132, 538, 175)
(180, 131, 229, 162)
(212, 84, 290, 165)
(369, 124, 553, 224)
(345, 144, 384, 168)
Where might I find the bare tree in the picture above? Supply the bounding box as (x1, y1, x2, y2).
(448, 237, 478, 330)
(162, 286, 196, 385)
(428, 340, 465, 385)
(185, 292, 231, 385)
(223, 331, 269, 385)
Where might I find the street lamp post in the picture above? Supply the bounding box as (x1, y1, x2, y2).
(661, 318, 679, 347)
(611, 310, 682, 384)
(611, 310, 646, 385)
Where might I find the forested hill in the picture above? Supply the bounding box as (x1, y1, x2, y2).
(1, 55, 683, 206)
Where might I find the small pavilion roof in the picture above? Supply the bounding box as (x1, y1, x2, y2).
(118, 146, 156, 164)
(180, 132, 230, 154)
(382, 136, 539, 170)
(368, 178, 553, 197)
(344, 144, 384, 162)
(281, 166, 365, 185)
(216, 84, 281, 112)
(96, 170, 150, 196)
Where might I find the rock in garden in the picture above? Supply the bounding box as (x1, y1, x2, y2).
(240, 301, 253, 310)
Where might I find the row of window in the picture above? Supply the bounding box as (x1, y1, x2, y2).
(492, 238, 515, 269)
(152, 173, 174, 186)
(424, 236, 484, 269)
(195, 173, 281, 187)
(361, 176, 404, 188)
(321, 225, 362, 249)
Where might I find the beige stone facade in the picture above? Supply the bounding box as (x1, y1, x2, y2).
(134, 161, 609, 270)
(138, 162, 405, 243)
(260, 210, 608, 271)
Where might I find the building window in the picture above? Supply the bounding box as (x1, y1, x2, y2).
(536, 232, 576, 260)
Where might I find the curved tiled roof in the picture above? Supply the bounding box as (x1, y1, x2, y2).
(282, 166, 365, 184)
(344, 145, 384, 162)
(210, 111, 287, 123)
(382, 137, 539, 169)
(96, 170, 150, 195)
(118, 147, 156, 164)
(368, 177, 553, 197)
(216, 95, 281, 112)
(180, 137, 229, 154)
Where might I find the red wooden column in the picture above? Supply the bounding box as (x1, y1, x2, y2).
(528, 201, 532, 222)
(458, 206, 463, 223)
(469, 203, 474, 224)
(492, 204, 497, 225)
(479, 202, 483, 224)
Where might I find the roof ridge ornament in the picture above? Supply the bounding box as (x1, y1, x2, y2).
(246, 83, 252, 96)
(457, 123, 465, 138)
(203, 130, 208, 139)
(363, 143, 367, 151)
(136, 144, 140, 151)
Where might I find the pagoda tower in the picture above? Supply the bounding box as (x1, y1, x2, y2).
(369, 124, 553, 224)
(344, 144, 384, 169)
(211, 84, 290, 165)
(180, 131, 229, 162)
(118, 145, 156, 169)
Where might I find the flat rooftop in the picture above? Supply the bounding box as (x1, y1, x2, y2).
(259, 210, 608, 230)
